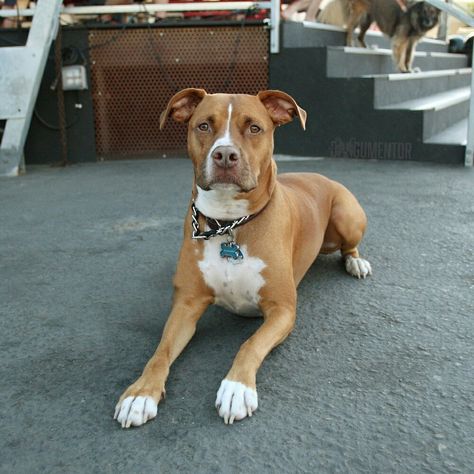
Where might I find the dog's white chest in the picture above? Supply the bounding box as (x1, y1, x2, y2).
(198, 236, 266, 317)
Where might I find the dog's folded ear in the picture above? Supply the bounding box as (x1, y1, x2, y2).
(257, 90, 307, 130)
(160, 88, 207, 130)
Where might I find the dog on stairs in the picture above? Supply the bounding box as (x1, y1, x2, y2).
(346, 0, 440, 72)
(114, 89, 372, 428)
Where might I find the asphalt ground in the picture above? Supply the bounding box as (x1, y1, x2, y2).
(1, 156, 473, 473)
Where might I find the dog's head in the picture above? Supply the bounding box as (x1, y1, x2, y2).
(160, 89, 306, 195)
(409, 1, 440, 33)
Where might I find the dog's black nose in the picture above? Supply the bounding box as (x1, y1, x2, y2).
(212, 146, 240, 168)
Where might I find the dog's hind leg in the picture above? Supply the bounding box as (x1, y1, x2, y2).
(405, 37, 418, 72)
(357, 13, 372, 48)
(346, 20, 356, 46)
(346, 15, 363, 46)
(346, 0, 367, 46)
(326, 183, 372, 279)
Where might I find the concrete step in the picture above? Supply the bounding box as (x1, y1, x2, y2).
(375, 85, 470, 142)
(358, 31, 449, 54)
(289, 21, 449, 53)
(378, 86, 471, 111)
(423, 97, 470, 140)
(424, 118, 468, 146)
(326, 47, 468, 77)
(372, 68, 472, 108)
(271, 29, 470, 164)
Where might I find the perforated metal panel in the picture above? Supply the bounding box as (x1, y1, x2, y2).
(89, 25, 269, 159)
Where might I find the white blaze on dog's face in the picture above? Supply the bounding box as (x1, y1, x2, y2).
(160, 89, 306, 218)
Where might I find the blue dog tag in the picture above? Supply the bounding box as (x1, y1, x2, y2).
(220, 241, 244, 260)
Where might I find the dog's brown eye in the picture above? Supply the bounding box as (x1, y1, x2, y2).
(250, 124, 261, 134)
(198, 123, 209, 132)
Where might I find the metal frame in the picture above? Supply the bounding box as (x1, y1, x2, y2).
(0, 0, 62, 177)
(467, 47, 474, 167)
(426, 0, 474, 29)
(425, 0, 474, 166)
(0, 1, 280, 53)
(0, 2, 271, 16)
(89, 24, 269, 156)
(269, 0, 281, 55)
(0, 1, 279, 176)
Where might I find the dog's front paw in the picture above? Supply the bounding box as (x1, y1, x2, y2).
(114, 377, 164, 428)
(345, 256, 372, 279)
(114, 395, 158, 428)
(215, 379, 258, 425)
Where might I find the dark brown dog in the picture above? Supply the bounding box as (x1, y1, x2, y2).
(346, 0, 440, 72)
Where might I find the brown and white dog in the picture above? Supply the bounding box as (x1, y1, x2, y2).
(114, 89, 372, 428)
(346, 0, 440, 72)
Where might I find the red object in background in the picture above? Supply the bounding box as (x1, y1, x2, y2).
(168, 0, 268, 20)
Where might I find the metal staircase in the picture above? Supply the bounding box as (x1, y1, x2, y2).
(0, 0, 62, 177)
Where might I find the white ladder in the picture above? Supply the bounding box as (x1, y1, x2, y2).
(0, 0, 62, 177)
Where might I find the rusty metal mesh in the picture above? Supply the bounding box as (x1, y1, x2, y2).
(88, 25, 269, 159)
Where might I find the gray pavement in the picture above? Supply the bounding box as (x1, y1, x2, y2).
(1, 157, 473, 474)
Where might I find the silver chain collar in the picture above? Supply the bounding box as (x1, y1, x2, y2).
(191, 201, 250, 240)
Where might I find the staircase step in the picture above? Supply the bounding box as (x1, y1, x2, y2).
(272, 21, 470, 164)
(372, 68, 472, 108)
(295, 21, 449, 53)
(423, 98, 470, 140)
(326, 46, 468, 77)
(425, 119, 468, 145)
(378, 86, 471, 111)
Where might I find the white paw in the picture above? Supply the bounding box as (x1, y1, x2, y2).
(345, 256, 372, 279)
(114, 395, 158, 428)
(215, 379, 258, 425)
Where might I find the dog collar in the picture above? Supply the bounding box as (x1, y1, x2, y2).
(191, 201, 268, 260)
(191, 201, 251, 241)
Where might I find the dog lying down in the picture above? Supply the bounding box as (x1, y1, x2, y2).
(114, 89, 372, 428)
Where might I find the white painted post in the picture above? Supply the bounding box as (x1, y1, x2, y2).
(270, 0, 281, 53)
(465, 47, 474, 167)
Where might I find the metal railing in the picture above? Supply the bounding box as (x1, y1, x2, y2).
(426, 0, 474, 166)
